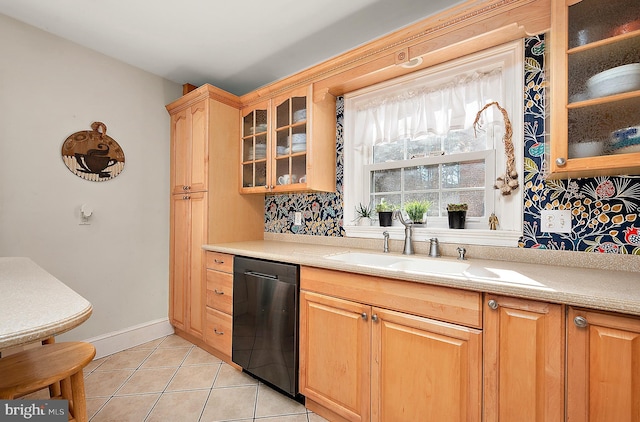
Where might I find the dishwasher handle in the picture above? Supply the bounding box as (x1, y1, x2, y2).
(244, 270, 279, 280)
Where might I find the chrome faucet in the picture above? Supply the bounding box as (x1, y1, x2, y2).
(383, 231, 390, 253)
(393, 210, 414, 255)
(429, 238, 440, 257)
(456, 246, 467, 260)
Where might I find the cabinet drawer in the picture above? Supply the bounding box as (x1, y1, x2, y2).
(205, 307, 232, 357)
(205, 252, 233, 273)
(301, 266, 482, 328)
(206, 270, 233, 314)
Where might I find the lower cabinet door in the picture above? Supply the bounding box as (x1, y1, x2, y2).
(483, 295, 564, 422)
(568, 307, 640, 422)
(299, 291, 371, 422)
(371, 307, 482, 422)
(205, 307, 232, 357)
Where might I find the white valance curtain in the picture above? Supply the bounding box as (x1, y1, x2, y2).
(353, 68, 504, 146)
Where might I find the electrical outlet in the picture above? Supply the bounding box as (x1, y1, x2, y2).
(540, 210, 572, 233)
(294, 212, 302, 225)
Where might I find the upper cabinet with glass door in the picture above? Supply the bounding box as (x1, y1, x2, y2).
(549, 0, 640, 178)
(240, 85, 337, 194)
(241, 100, 269, 194)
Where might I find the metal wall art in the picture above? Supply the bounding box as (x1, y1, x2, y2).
(61, 122, 125, 181)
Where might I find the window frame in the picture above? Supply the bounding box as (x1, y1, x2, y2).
(343, 40, 524, 247)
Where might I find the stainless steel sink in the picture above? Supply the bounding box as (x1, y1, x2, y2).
(325, 251, 470, 275)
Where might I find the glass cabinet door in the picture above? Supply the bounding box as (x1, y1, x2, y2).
(566, 0, 640, 158)
(550, 0, 640, 176)
(241, 105, 269, 191)
(274, 94, 307, 188)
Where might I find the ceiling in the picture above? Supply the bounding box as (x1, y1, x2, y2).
(0, 0, 464, 96)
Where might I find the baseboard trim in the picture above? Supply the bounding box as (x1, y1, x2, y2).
(84, 318, 174, 359)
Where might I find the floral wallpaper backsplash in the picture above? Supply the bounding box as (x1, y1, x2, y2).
(520, 35, 640, 253)
(264, 97, 345, 237)
(265, 36, 640, 254)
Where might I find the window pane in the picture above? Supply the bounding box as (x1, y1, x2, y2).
(404, 165, 439, 191)
(373, 141, 404, 163)
(442, 160, 485, 189)
(441, 191, 485, 217)
(372, 169, 401, 194)
(444, 128, 488, 154)
(408, 137, 443, 157)
(405, 192, 440, 216)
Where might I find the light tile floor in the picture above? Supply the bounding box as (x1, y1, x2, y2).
(27, 335, 328, 422)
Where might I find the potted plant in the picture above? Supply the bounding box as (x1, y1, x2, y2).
(403, 200, 431, 224)
(375, 198, 396, 227)
(354, 202, 374, 226)
(447, 203, 468, 229)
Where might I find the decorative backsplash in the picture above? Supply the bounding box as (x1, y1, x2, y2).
(265, 35, 640, 254)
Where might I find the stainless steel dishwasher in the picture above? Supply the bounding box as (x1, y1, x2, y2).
(232, 256, 300, 398)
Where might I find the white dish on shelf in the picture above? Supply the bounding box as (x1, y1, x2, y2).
(283, 143, 307, 154)
(293, 109, 306, 123)
(291, 133, 307, 144)
(587, 63, 640, 98)
(568, 140, 604, 158)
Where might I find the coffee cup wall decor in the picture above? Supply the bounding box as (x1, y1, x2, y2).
(61, 122, 125, 181)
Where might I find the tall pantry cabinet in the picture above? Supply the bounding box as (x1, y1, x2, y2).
(167, 84, 264, 342)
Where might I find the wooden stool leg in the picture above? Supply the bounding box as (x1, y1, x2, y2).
(61, 377, 74, 415)
(43, 337, 62, 398)
(69, 370, 88, 422)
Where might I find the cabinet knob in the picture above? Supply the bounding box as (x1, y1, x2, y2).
(487, 299, 499, 310)
(555, 157, 567, 167)
(371, 314, 379, 322)
(361, 312, 367, 320)
(182, 195, 190, 200)
(214, 329, 224, 335)
(183, 185, 190, 191)
(214, 259, 224, 264)
(574, 316, 588, 328)
(214, 289, 224, 295)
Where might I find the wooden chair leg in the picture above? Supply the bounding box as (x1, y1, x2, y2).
(43, 337, 62, 398)
(69, 370, 88, 422)
(61, 377, 74, 414)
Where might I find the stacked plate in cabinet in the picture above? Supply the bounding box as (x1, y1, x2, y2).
(586, 63, 640, 99)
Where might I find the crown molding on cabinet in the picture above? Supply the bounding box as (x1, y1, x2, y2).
(239, 0, 551, 106)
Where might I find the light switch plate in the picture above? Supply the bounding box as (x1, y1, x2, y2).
(294, 212, 302, 225)
(540, 210, 572, 233)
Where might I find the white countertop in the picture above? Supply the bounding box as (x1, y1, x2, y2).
(203, 240, 640, 317)
(0, 257, 93, 349)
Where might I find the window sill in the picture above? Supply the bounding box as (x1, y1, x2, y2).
(345, 224, 521, 247)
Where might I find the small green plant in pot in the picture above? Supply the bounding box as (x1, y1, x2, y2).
(354, 202, 374, 226)
(447, 203, 468, 229)
(404, 200, 431, 224)
(375, 199, 396, 227)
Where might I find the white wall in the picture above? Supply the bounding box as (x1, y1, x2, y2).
(0, 14, 183, 341)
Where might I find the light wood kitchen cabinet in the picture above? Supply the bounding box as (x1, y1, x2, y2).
(483, 295, 565, 422)
(240, 85, 337, 194)
(549, 0, 640, 178)
(170, 99, 208, 194)
(169, 191, 206, 337)
(299, 267, 482, 422)
(567, 307, 640, 422)
(167, 85, 264, 345)
(203, 252, 234, 362)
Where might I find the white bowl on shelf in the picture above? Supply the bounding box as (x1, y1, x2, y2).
(568, 140, 604, 158)
(293, 109, 306, 123)
(291, 133, 306, 144)
(587, 63, 640, 98)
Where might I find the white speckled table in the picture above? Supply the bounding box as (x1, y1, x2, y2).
(0, 257, 92, 349)
(203, 239, 640, 317)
